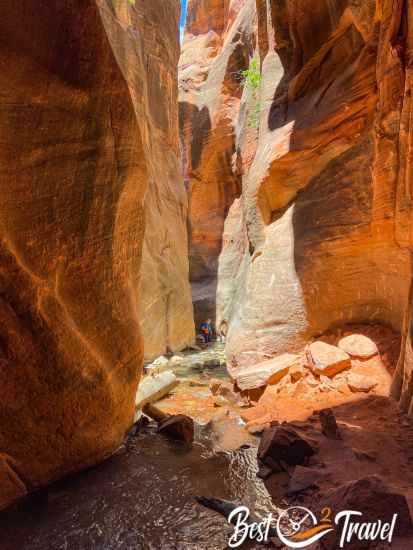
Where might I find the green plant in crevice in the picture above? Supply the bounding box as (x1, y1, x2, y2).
(240, 57, 263, 129)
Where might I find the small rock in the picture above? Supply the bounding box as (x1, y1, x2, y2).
(338, 334, 378, 359)
(347, 373, 377, 393)
(258, 426, 317, 470)
(127, 415, 150, 438)
(307, 341, 351, 377)
(209, 379, 231, 396)
(319, 409, 341, 440)
(158, 414, 194, 444)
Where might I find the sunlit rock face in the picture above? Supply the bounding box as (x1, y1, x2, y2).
(179, 0, 257, 327)
(0, 0, 190, 509)
(183, 0, 413, 384)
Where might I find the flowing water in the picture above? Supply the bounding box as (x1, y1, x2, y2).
(0, 424, 283, 550)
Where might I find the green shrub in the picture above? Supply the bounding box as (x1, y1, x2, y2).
(241, 58, 262, 128)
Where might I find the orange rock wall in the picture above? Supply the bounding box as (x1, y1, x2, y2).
(181, 0, 413, 412)
(0, 0, 190, 509)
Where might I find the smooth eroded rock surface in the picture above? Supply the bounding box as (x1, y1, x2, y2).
(0, 0, 189, 509)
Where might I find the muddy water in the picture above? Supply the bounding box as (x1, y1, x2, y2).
(0, 425, 282, 550)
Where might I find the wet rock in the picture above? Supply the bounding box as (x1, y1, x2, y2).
(158, 415, 194, 445)
(258, 426, 317, 470)
(307, 342, 351, 377)
(347, 373, 378, 393)
(235, 354, 301, 391)
(318, 476, 413, 549)
(338, 334, 379, 359)
(126, 416, 150, 438)
(319, 409, 342, 440)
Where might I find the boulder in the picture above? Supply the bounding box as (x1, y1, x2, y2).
(235, 354, 301, 391)
(258, 426, 317, 470)
(347, 374, 378, 393)
(338, 334, 379, 359)
(318, 476, 413, 549)
(307, 342, 351, 377)
(287, 466, 324, 496)
(135, 371, 179, 412)
(158, 415, 195, 445)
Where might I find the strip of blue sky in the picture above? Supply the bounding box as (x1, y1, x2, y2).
(180, 0, 187, 33)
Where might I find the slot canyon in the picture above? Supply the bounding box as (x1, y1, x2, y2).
(1, 0, 413, 548)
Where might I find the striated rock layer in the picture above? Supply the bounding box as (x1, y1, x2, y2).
(181, 0, 413, 413)
(0, 0, 192, 509)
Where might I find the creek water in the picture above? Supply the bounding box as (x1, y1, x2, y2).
(0, 423, 282, 550)
(0, 345, 286, 549)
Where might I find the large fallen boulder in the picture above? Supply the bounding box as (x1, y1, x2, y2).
(338, 334, 379, 359)
(235, 354, 301, 391)
(307, 342, 351, 377)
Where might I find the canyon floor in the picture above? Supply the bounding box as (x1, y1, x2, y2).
(1, 328, 412, 549)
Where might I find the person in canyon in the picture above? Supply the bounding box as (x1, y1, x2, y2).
(200, 319, 214, 343)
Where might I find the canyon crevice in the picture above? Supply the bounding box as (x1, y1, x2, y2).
(180, 0, 413, 417)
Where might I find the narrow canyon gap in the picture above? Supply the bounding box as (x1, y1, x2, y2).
(180, 0, 413, 414)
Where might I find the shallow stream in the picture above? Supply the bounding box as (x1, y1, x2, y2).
(0, 424, 282, 550)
